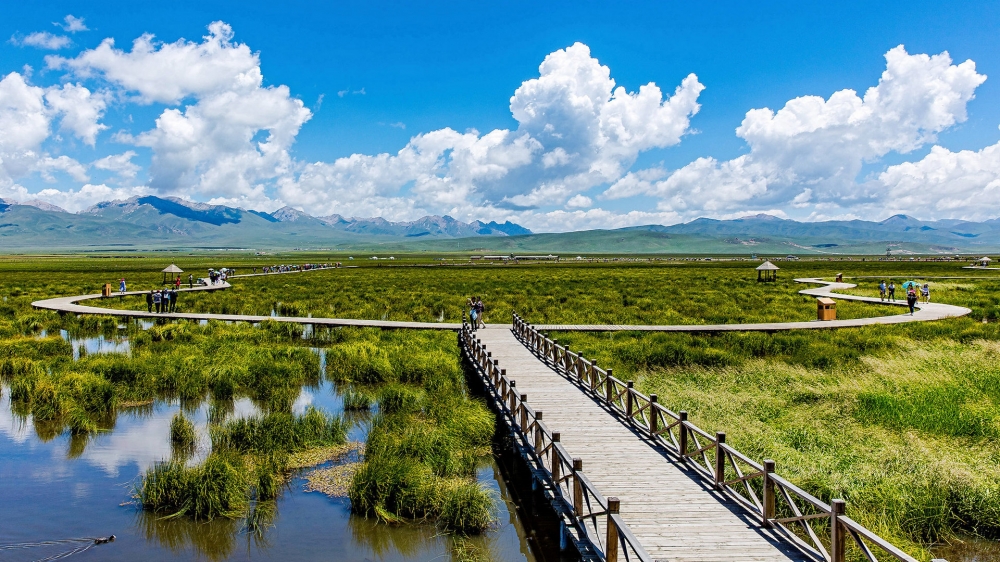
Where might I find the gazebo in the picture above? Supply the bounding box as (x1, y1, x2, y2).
(162, 264, 183, 283)
(979, 256, 992, 267)
(756, 260, 779, 282)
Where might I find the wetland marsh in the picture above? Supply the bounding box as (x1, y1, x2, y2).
(1, 254, 999, 561)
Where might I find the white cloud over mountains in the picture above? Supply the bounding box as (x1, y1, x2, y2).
(1, 21, 999, 229)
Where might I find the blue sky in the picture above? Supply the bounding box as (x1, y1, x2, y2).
(2, 1, 1000, 230)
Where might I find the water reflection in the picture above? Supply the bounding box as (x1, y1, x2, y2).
(1, 331, 538, 562)
(58, 329, 130, 360)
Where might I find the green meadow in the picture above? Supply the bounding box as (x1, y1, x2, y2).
(2, 254, 1000, 559)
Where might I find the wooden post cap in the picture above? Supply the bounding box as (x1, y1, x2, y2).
(627, 380, 634, 388)
(510, 380, 516, 387)
(716, 431, 726, 443)
(607, 497, 620, 513)
(520, 394, 528, 401)
(552, 432, 560, 442)
(573, 458, 583, 471)
(536, 411, 543, 420)
(500, 369, 506, 376)
(832, 499, 845, 514)
(650, 394, 658, 403)
(679, 410, 688, 420)
(764, 459, 775, 472)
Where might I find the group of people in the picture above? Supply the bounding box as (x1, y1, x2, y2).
(467, 297, 486, 330)
(208, 269, 228, 285)
(146, 288, 179, 313)
(255, 263, 339, 274)
(878, 280, 930, 315)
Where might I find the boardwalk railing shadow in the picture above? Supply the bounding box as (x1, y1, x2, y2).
(460, 319, 652, 562)
(509, 312, 933, 562)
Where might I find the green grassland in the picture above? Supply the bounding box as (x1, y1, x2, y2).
(3, 254, 1000, 558)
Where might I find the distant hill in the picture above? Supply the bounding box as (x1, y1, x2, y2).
(0, 196, 532, 250)
(0, 196, 997, 254)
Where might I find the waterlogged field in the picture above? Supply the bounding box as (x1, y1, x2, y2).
(0, 255, 537, 562)
(3, 254, 1000, 561)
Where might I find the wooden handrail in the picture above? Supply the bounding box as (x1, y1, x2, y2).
(459, 319, 652, 562)
(510, 312, 942, 562)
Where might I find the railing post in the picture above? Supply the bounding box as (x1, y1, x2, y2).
(763, 459, 775, 527)
(509, 381, 517, 412)
(605, 368, 614, 404)
(572, 458, 584, 516)
(590, 360, 598, 390)
(831, 499, 846, 562)
(551, 433, 561, 482)
(678, 411, 688, 456)
(605, 497, 620, 562)
(625, 381, 634, 418)
(500, 370, 507, 398)
(520, 394, 528, 433)
(715, 432, 726, 489)
(649, 394, 659, 436)
(534, 411, 544, 454)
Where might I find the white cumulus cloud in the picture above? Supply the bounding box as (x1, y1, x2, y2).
(604, 46, 987, 220)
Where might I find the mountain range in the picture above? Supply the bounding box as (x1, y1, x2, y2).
(0, 196, 998, 254)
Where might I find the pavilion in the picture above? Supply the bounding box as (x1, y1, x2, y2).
(162, 264, 183, 283)
(756, 260, 779, 282)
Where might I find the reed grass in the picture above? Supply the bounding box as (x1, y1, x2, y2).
(170, 412, 196, 449)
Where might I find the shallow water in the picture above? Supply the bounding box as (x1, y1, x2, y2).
(58, 329, 131, 360)
(0, 344, 538, 562)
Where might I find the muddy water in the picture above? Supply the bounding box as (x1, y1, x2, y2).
(0, 343, 539, 561)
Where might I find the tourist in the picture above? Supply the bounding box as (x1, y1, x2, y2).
(119, 278, 126, 293)
(169, 289, 178, 312)
(921, 283, 931, 303)
(906, 285, 918, 315)
(175, 276, 181, 289)
(878, 280, 886, 301)
(146, 290, 153, 313)
(189, 274, 194, 288)
(887, 281, 896, 302)
(475, 297, 486, 329)
(468, 298, 478, 331)
(153, 290, 162, 313)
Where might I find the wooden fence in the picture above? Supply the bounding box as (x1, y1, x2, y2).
(511, 312, 943, 562)
(460, 320, 651, 562)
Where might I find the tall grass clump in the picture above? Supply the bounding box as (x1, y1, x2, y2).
(347, 334, 496, 533)
(170, 412, 196, 450)
(341, 388, 372, 411)
(138, 407, 347, 521)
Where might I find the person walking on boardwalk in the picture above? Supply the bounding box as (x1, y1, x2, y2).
(169, 289, 178, 312)
(175, 276, 181, 289)
(475, 297, 486, 329)
(906, 285, 918, 315)
(921, 283, 931, 303)
(879, 280, 887, 301)
(153, 290, 162, 313)
(119, 278, 126, 293)
(146, 290, 153, 313)
(887, 281, 896, 302)
(468, 298, 478, 331)
(188, 274, 193, 288)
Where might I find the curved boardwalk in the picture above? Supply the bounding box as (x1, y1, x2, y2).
(31, 277, 970, 333)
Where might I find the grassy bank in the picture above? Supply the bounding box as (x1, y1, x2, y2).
(556, 322, 1000, 558)
(328, 330, 497, 533)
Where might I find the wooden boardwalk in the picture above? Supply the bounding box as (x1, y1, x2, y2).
(31, 277, 969, 333)
(473, 325, 807, 562)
